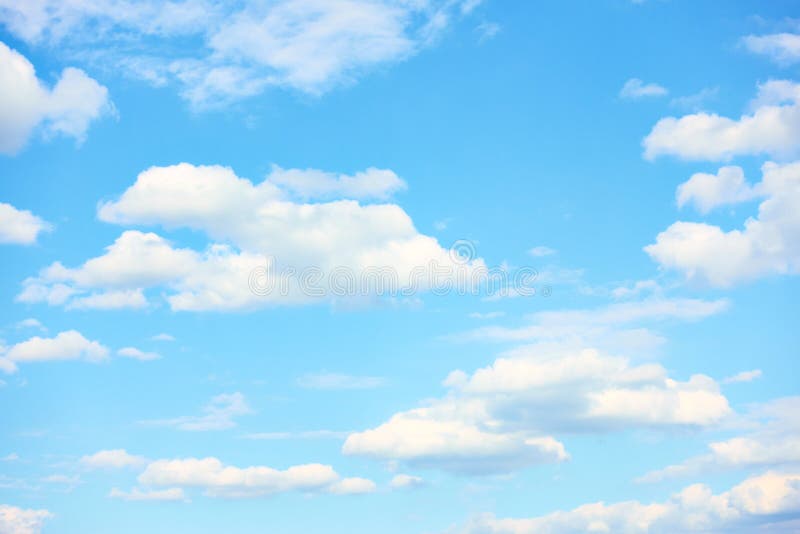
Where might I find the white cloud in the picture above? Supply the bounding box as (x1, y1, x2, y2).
(676, 166, 759, 214)
(528, 246, 556, 257)
(643, 80, 800, 161)
(81, 449, 147, 470)
(141, 392, 251, 431)
(14, 318, 45, 331)
(1, 330, 109, 374)
(0, 41, 112, 155)
(646, 161, 800, 287)
(109, 487, 187, 502)
(137, 456, 374, 499)
(468, 311, 505, 320)
(639, 396, 800, 483)
(66, 289, 148, 310)
(297, 373, 385, 390)
(23, 163, 483, 311)
(117, 347, 161, 361)
(344, 344, 730, 474)
(723, 369, 763, 384)
(619, 78, 668, 99)
(0, 504, 52, 534)
(0, 1, 479, 108)
(151, 333, 175, 342)
(390, 474, 424, 489)
(457, 471, 800, 533)
(0, 202, 50, 244)
(267, 166, 406, 201)
(744, 33, 800, 65)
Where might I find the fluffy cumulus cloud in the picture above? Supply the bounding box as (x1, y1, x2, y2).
(619, 78, 668, 99)
(0, 504, 52, 534)
(0, 41, 112, 155)
(137, 456, 375, 498)
(743, 33, 800, 66)
(0, 202, 51, 244)
(141, 392, 251, 431)
(643, 80, 800, 161)
(0, 330, 109, 374)
(344, 343, 730, 474)
(20, 163, 483, 311)
(457, 471, 800, 533)
(647, 161, 800, 287)
(639, 397, 800, 483)
(0, 0, 482, 108)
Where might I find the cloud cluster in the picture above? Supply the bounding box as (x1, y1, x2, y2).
(20, 163, 482, 311)
(0, 0, 481, 107)
(647, 161, 800, 286)
(458, 471, 800, 533)
(0, 41, 112, 155)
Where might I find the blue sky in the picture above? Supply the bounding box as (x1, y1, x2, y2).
(1, 1, 800, 532)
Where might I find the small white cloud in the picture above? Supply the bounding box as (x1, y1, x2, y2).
(0, 453, 19, 462)
(109, 487, 187, 502)
(0, 41, 113, 155)
(67, 289, 147, 310)
(620, 78, 668, 99)
(81, 449, 147, 469)
(676, 166, 758, 213)
(2, 330, 109, 374)
(268, 166, 406, 201)
(14, 318, 46, 331)
(151, 333, 175, 342)
(117, 347, 161, 361)
(297, 373, 385, 390)
(468, 311, 505, 320)
(743, 33, 800, 65)
(476, 22, 500, 43)
(326, 477, 377, 495)
(0, 504, 52, 533)
(0, 203, 51, 245)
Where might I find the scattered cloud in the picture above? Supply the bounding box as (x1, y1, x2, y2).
(137, 456, 374, 498)
(619, 78, 668, 99)
(670, 87, 719, 112)
(151, 333, 175, 342)
(141, 392, 251, 431)
(109, 487, 187, 502)
(743, 32, 800, 65)
(0, 41, 113, 155)
(117, 347, 161, 361)
(476, 22, 500, 43)
(268, 166, 406, 201)
(80, 449, 147, 470)
(528, 246, 556, 258)
(676, 166, 759, 214)
(390, 474, 424, 489)
(458, 471, 800, 533)
(0, 202, 51, 245)
(723, 369, 763, 384)
(468, 311, 505, 320)
(14, 318, 46, 332)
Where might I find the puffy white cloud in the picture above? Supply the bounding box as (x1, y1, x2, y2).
(344, 345, 730, 474)
(643, 80, 800, 161)
(639, 397, 800, 483)
(0, 330, 109, 374)
(647, 161, 800, 286)
(0, 41, 112, 155)
(457, 471, 800, 533)
(676, 166, 758, 213)
(141, 392, 251, 431)
(619, 78, 668, 99)
(117, 347, 161, 361)
(296, 373, 385, 390)
(0, 202, 51, 244)
(389, 474, 424, 489)
(81, 449, 147, 469)
(0, 504, 52, 534)
(109, 487, 187, 502)
(24, 163, 483, 311)
(137, 456, 373, 498)
(0, 1, 479, 107)
(744, 33, 800, 65)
